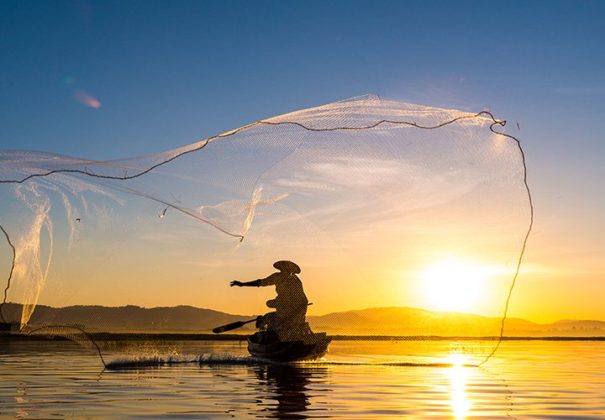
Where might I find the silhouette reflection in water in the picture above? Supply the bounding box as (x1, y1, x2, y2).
(255, 364, 328, 419)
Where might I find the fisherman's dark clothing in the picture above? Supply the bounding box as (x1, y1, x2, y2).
(256, 272, 309, 340)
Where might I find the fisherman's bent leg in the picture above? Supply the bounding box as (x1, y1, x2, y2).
(274, 308, 311, 340)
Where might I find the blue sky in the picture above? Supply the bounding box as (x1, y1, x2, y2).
(1, 1, 603, 158)
(1, 1, 604, 319)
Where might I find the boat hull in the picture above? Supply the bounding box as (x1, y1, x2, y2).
(247, 331, 331, 362)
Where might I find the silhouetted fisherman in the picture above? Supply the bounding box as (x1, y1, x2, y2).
(231, 260, 311, 340)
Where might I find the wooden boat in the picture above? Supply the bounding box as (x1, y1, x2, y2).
(0, 322, 20, 335)
(247, 330, 331, 362)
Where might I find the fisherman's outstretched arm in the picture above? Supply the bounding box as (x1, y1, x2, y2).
(230, 279, 261, 287)
(230, 274, 277, 287)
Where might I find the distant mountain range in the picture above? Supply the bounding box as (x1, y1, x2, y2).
(2, 303, 604, 337)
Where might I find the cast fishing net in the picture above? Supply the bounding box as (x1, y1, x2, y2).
(0, 95, 532, 367)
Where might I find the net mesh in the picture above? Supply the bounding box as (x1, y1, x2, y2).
(0, 95, 532, 367)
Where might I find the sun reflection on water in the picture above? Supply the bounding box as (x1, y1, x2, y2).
(448, 353, 472, 419)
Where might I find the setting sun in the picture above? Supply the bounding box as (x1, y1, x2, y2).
(421, 260, 489, 313)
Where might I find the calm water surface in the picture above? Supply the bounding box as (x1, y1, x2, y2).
(1, 339, 603, 418)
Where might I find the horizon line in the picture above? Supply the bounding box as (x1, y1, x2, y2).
(3, 301, 605, 325)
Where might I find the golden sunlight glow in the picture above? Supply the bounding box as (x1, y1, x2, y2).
(447, 353, 471, 419)
(421, 260, 488, 313)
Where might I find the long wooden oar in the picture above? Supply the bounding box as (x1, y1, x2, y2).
(213, 303, 313, 334)
(212, 317, 258, 334)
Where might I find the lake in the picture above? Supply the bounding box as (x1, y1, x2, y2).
(1, 339, 603, 418)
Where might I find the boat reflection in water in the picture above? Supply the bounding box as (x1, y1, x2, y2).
(254, 364, 328, 419)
